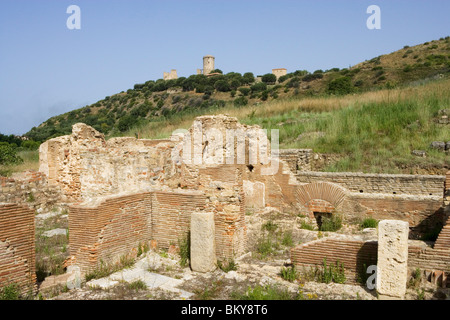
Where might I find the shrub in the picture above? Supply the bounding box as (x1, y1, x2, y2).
(217, 259, 238, 272)
(179, 231, 190, 267)
(360, 217, 379, 229)
(327, 76, 354, 95)
(230, 79, 241, 90)
(250, 82, 267, 92)
(261, 73, 277, 84)
(85, 255, 135, 282)
(280, 266, 298, 282)
(319, 215, 342, 232)
(319, 259, 346, 284)
(127, 280, 147, 291)
(0, 142, 23, 165)
(234, 96, 248, 107)
(214, 80, 231, 92)
(300, 221, 315, 231)
(117, 115, 135, 132)
(302, 73, 323, 82)
(277, 74, 290, 83)
(262, 220, 278, 233)
(238, 87, 251, 96)
(281, 231, 294, 247)
(256, 235, 277, 258)
(408, 267, 422, 289)
(0, 283, 21, 300)
(242, 72, 255, 84)
(261, 90, 269, 101)
(403, 65, 413, 72)
(286, 77, 300, 89)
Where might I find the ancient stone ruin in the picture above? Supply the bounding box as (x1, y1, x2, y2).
(1, 114, 449, 298)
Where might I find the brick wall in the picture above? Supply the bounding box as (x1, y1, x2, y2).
(341, 195, 444, 232)
(0, 203, 36, 294)
(68, 190, 246, 273)
(291, 238, 378, 283)
(291, 237, 450, 286)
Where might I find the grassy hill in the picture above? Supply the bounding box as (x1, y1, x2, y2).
(19, 37, 450, 174)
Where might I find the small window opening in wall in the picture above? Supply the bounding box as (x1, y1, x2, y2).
(393, 192, 397, 194)
(360, 190, 364, 193)
(314, 212, 331, 230)
(247, 164, 254, 172)
(429, 193, 432, 196)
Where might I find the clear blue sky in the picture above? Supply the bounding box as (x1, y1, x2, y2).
(0, 0, 449, 135)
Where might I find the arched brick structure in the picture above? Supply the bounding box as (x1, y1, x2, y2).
(296, 182, 348, 209)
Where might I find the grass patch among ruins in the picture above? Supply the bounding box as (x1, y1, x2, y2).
(230, 283, 314, 300)
(300, 259, 347, 284)
(84, 255, 136, 282)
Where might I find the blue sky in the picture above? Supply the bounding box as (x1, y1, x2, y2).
(0, 0, 449, 135)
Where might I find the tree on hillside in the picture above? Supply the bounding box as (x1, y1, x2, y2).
(214, 80, 231, 92)
(243, 72, 255, 84)
(262, 73, 277, 85)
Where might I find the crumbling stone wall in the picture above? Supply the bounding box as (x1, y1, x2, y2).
(0, 203, 36, 294)
(279, 149, 312, 172)
(0, 171, 62, 211)
(39, 124, 175, 202)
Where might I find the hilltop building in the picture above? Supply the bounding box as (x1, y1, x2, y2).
(163, 69, 178, 81)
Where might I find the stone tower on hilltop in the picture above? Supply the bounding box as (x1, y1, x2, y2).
(203, 55, 215, 75)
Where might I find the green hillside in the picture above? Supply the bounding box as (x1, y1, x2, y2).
(25, 37, 450, 143)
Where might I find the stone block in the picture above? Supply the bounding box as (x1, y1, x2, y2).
(190, 212, 217, 272)
(376, 220, 409, 300)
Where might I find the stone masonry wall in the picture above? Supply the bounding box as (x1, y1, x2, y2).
(296, 171, 444, 196)
(39, 123, 175, 202)
(0, 171, 62, 211)
(279, 149, 312, 172)
(0, 203, 36, 294)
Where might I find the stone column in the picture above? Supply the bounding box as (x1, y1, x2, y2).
(376, 220, 409, 300)
(190, 212, 217, 272)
